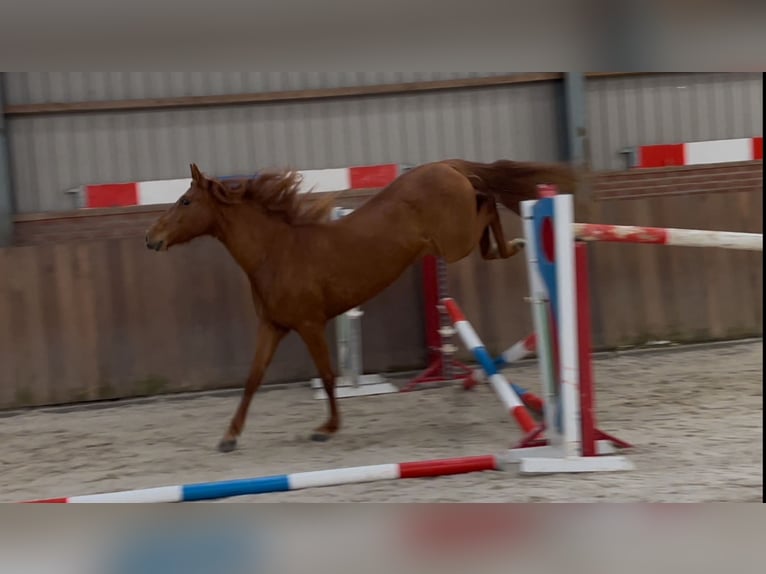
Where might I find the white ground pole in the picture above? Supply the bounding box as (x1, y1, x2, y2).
(311, 207, 399, 399)
(507, 194, 634, 474)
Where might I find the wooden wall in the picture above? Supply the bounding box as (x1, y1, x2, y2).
(1, 163, 762, 410)
(0, 233, 425, 409)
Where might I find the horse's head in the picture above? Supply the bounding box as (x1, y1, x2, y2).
(145, 163, 222, 251)
(146, 163, 337, 253)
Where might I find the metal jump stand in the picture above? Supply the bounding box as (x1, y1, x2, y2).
(400, 254, 476, 392)
(311, 207, 399, 399)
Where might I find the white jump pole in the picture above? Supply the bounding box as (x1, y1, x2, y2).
(573, 223, 762, 251)
(311, 207, 399, 399)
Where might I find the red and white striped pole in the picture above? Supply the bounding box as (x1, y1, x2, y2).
(573, 223, 762, 251)
(442, 298, 538, 434)
(470, 333, 543, 414)
(496, 334, 537, 366)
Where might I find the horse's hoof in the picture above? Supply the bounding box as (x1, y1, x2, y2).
(218, 438, 238, 453)
(310, 432, 331, 442)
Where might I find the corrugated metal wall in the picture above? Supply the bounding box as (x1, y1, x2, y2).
(3, 72, 763, 212)
(587, 72, 763, 170)
(7, 81, 562, 213)
(3, 72, 513, 104)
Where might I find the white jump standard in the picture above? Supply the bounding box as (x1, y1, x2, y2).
(506, 188, 635, 474)
(505, 182, 763, 474)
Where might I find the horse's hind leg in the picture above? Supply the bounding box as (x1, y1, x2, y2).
(476, 194, 525, 260)
(297, 322, 340, 441)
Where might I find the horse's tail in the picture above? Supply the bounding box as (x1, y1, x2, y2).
(443, 159, 583, 215)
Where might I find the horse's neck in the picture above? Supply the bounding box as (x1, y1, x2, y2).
(215, 209, 290, 273)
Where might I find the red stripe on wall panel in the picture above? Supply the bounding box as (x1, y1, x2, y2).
(349, 164, 399, 189)
(85, 183, 138, 208)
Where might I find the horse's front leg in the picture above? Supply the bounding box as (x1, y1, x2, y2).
(218, 320, 287, 453)
(296, 322, 340, 441)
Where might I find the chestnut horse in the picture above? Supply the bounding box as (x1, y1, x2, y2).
(145, 159, 577, 452)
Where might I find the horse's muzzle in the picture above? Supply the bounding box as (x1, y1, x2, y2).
(145, 234, 165, 251)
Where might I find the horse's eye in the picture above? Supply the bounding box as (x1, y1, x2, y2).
(180, 197, 191, 206)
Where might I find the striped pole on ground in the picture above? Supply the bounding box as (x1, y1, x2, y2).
(20, 454, 502, 503)
(442, 298, 538, 434)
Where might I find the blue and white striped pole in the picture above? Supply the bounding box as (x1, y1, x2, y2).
(469, 333, 543, 414)
(22, 454, 503, 503)
(442, 298, 537, 434)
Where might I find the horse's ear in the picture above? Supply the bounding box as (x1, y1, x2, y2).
(190, 163, 204, 182)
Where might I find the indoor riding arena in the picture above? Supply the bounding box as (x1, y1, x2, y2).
(0, 72, 762, 503)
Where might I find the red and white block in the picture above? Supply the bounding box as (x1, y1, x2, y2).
(635, 136, 762, 168)
(82, 163, 400, 209)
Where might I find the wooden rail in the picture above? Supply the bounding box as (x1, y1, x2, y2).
(3, 72, 654, 117)
(12, 188, 379, 224)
